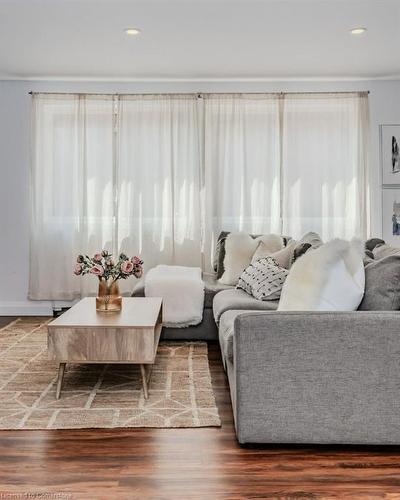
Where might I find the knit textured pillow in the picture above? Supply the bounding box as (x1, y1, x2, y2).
(237, 257, 289, 301)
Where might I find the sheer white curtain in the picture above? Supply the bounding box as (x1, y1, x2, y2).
(117, 95, 202, 283)
(203, 94, 281, 271)
(30, 94, 115, 300)
(29, 92, 369, 300)
(29, 94, 202, 299)
(281, 92, 369, 240)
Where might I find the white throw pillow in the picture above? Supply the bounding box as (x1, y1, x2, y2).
(278, 238, 365, 311)
(265, 240, 297, 269)
(219, 232, 284, 285)
(219, 233, 257, 285)
(237, 257, 289, 301)
(251, 234, 284, 263)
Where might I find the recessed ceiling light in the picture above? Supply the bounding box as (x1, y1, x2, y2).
(125, 28, 141, 36)
(350, 27, 367, 35)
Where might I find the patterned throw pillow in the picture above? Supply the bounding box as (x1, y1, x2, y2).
(237, 257, 289, 301)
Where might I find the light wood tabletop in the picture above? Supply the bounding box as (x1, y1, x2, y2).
(49, 297, 162, 328)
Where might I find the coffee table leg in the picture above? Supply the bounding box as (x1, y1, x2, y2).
(140, 364, 149, 399)
(56, 363, 66, 400)
(146, 364, 153, 384)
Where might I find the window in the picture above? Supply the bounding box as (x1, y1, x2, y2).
(30, 92, 369, 300)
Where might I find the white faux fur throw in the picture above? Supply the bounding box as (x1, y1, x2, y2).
(145, 265, 204, 328)
(278, 238, 365, 311)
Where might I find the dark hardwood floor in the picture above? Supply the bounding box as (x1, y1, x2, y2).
(0, 317, 19, 328)
(1, 318, 400, 499)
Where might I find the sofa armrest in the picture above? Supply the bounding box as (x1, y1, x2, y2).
(233, 311, 400, 444)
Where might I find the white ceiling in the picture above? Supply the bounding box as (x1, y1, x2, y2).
(0, 0, 399, 81)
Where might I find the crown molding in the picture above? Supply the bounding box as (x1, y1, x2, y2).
(1, 74, 400, 83)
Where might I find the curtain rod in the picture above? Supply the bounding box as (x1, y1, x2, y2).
(28, 90, 370, 96)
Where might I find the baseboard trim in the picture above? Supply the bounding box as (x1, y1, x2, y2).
(0, 301, 53, 316)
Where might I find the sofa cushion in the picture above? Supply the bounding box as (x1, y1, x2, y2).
(202, 274, 233, 308)
(358, 254, 400, 310)
(219, 310, 246, 363)
(373, 243, 400, 260)
(213, 288, 278, 323)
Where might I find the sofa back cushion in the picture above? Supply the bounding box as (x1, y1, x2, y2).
(359, 253, 400, 310)
(372, 243, 400, 260)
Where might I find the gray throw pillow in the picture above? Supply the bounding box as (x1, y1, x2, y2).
(372, 243, 400, 260)
(292, 232, 323, 264)
(293, 242, 312, 262)
(214, 231, 230, 277)
(364, 250, 374, 260)
(365, 238, 385, 252)
(358, 254, 400, 310)
(237, 257, 289, 301)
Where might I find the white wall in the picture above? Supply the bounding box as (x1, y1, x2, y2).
(0, 78, 399, 315)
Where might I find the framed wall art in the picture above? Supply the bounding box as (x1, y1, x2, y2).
(382, 188, 400, 246)
(381, 125, 400, 185)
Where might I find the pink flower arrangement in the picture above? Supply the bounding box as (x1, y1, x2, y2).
(121, 261, 134, 274)
(90, 264, 104, 276)
(74, 263, 82, 275)
(73, 250, 143, 283)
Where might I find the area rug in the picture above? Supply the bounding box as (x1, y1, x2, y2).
(0, 318, 221, 429)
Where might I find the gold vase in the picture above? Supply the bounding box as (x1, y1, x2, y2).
(96, 280, 122, 312)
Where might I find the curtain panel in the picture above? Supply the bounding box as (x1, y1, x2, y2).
(281, 93, 369, 240)
(29, 92, 369, 300)
(30, 95, 115, 300)
(117, 95, 203, 272)
(203, 94, 282, 271)
(29, 94, 202, 300)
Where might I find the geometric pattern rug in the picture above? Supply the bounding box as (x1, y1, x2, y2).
(0, 318, 221, 429)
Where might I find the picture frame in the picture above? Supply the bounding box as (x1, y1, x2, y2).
(382, 188, 400, 246)
(381, 125, 400, 185)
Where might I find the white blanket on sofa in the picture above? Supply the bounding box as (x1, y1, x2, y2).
(145, 265, 204, 328)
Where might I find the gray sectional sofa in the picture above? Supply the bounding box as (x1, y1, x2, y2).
(134, 236, 400, 445)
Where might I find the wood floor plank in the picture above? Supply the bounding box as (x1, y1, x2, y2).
(0, 316, 18, 328)
(0, 318, 400, 499)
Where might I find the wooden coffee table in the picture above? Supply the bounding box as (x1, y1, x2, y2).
(47, 297, 163, 400)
